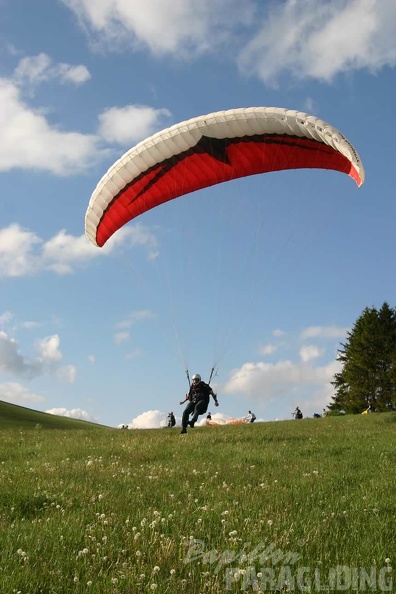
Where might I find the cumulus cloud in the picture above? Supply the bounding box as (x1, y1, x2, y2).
(0, 311, 42, 334)
(219, 323, 351, 414)
(0, 330, 42, 379)
(0, 311, 13, 327)
(2, 3, 394, 178)
(35, 335, 63, 362)
(0, 330, 69, 380)
(127, 409, 168, 429)
(61, 0, 254, 56)
(61, 1, 396, 84)
(258, 343, 277, 356)
(56, 365, 77, 383)
(98, 105, 171, 145)
(13, 53, 91, 88)
(116, 310, 155, 329)
(0, 79, 102, 175)
(238, 0, 396, 85)
(273, 329, 287, 337)
(46, 407, 99, 423)
(0, 223, 159, 278)
(114, 311, 155, 344)
(109, 224, 159, 260)
(223, 358, 341, 407)
(300, 326, 348, 340)
(114, 332, 129, 345)
(299, 344, 324, 362)
(0, 381, 45, 404)
(0, 4, 394, 180)
(0, 224, 41, 277)
(0, 62, 168, 176)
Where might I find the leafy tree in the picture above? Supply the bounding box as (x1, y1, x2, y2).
(330, 302, 396, 413)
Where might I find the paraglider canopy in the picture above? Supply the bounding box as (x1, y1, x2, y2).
(85, 107, 364, 248)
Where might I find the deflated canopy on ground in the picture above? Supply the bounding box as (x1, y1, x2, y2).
(85, 107, 365, 248)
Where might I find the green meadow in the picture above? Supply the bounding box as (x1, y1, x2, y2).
(0, 402, 395, 593)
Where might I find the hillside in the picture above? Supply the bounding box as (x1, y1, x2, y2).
(0, 412, 395, 593)
(0, 400, 107, 430)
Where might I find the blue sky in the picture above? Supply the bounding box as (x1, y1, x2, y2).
(0, 0, 395, 428)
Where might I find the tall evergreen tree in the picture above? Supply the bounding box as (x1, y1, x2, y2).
(330, 303, 396, 413)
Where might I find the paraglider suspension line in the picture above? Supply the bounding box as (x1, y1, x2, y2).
(208, 366, 216, 385)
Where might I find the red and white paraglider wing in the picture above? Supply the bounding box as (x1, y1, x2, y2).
(85, 107, 365, 248)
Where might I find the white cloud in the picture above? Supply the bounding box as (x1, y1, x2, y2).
(114, 332, 129, 345)
(300, 326, 348, 340)
(0, 224, 42, 277)
(302, 382, 336, 414)
(303, 96, 317, 114)
(0, 65, 171, 176)
(0, 330, 67, 380)
(223, 358, 341, 405)
(13, 53, 91, 87)
(0, 330, 42, 379)
(46, 407, 98, 423)
(20, 321, 41, 330)
(273, 329, 287, 337)
(108, 223, 159, 260)
(117, 310, 155, 329)
(41, 229, 102, 274)
(0, 78, 102, 175)
(62, 0, 396, 83)
(0, 311, 13, 327)
(0, 381, 45, 404)
(53, 63, 91, 85)
(127, 409, 167, 429)
(2, 3, 392, 180)
(0, 2, 394, 181)
(238, 0, 396, 85)
(219, 323, 348, 414)
(56, 365, 77, 383)
(0, 311, 41, 333)
(299, 344, 323, 362)
(258, 343, 277, 356)
(35, 335, 63, 362)
(0, 223, 159, 278)
(98, 105, 171, 145)
(61, 0, 255, 56)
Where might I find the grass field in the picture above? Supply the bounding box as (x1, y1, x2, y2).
(0, 401, 395, 593)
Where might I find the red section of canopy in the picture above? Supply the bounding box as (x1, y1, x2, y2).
(96, 134, 359, 247)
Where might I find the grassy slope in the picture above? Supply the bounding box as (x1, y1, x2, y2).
(0, 400, 107, 430)
(0, 411, 395, 593)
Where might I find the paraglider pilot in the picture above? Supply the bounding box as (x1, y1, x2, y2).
(179, 374, 218, 434)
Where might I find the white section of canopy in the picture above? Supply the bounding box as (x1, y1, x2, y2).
(85, 107, 365, 246)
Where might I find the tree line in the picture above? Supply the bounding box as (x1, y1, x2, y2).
(330, 302, 396, 414)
